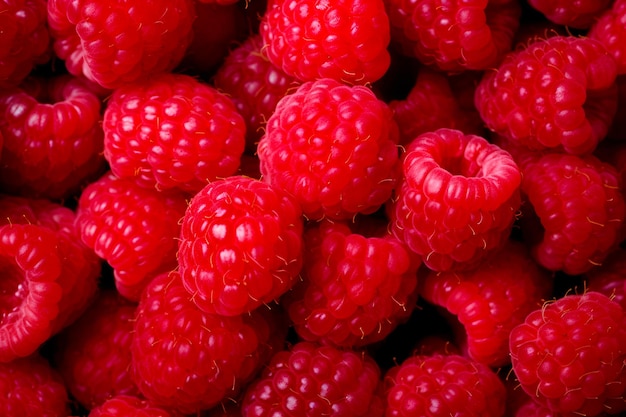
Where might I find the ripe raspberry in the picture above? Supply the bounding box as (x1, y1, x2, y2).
(0, 74, 106, 200)
(475, 35, 619, 155)
(88, 395, 178, 417)
(589, 0, 626, 75)
(384, 0, 521, 72)
(509, 291, 626, 416)
(583, 248, 626, 311)
(258, 78, 400, 221)
(241, 341, 385, 417)
(259, 0, 391, 85)
(282, 218, 420, 348)
(131, 270, 288, 415)
(527, 0, 612, 29)
(178, 175, 304, 316)
(388, 128, 522, 272)
(213, 34, 301, 153)
(47, 0, 196, 89)
(0, 0, 51, 88)
(384, 353, 507, 417)
(102, 72, 246, 193)
(75, 171, 188, 301)
(0, 354, 70, 417)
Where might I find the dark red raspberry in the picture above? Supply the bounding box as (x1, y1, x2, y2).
(0, 74, 106, 200)
(178, 175, 304, 316)
(88, 395, 178, 417)
(388, 128, 522, 272)
(282, 218, 420, 348)
(241, 341, 385, 417)
(589, 0, 626, 75)
(527, 0, 613, 29)
(258, 78, 400, 221)
(0, 354, 70, 417)
(260, 0, 391, 85)
(475, 35, 619, 155)
(583, 248, 626, 311)
(47, 0, 196, 89)
(103, 72, 246, 194)
(75, 171, 188, 301)
(384, 353, 507, 417)
(384, 0, 521, 72)
(0, 0, 51, 88)
(509, 291, 626, 417)
(131, 270, 288, 415)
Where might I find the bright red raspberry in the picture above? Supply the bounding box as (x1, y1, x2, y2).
(384, 353, 507, 417)
(131, 270, 288, 415)
(259, 0, 391, 85)
(103, 73, 246, 193)
(475, 35, 619, 155)
(0, 74, 106, 200)
(47, 0, 196, 89)
(0, 0, 51, 88)
(509, 291, 626, 417)
(75, 171, 188, 301)
(258, 78, 400, 220)
(241, 341, 385, 417)
(527, 0, 612, 29)
(384, 0, 521, 72)
(583, 248, 626, 311)
(282, 217, 420, 348)
(0, 354, 70, 417)
(589, 0, 626, 75)
(88, 395, 178, 417)
(178, 175, 304, 316)
(420, 240, 553, 367)
(517, 151, 625, 275)
(388, 128, 522, 272)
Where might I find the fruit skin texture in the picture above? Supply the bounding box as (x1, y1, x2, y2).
(475, 35, 618, 155)
(589, 0, 626, 75)
(583, 247, 626, 310)
(47, 0, 196, 89)
(509, 291, 626, 417)
(527, 0, 613, 29)
(178, 175, 304, 316)
(388, 128, 522, 272)
(260, 0, 391, 85)
(88, 395, 178, 417)
(103, 72, 246, 194)
(258, 77, 400, 221)
(241, 341, 385, 417)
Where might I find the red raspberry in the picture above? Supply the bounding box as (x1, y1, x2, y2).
(258, 78, 400, 221)
(0, 74, 106, 200)
(420, 240, 553, 367)
(583, 248, 626, 311)
(75, 171, 188, 301)
(47, 0, 196, 89)
(241, 341, 385, 417)
(282, 217, 420, 348)
(509, 291, 626, 417)
(178, 175, 304, 316)
(0, 354, 70, 417)
(88, 395, 178, 417)
(259, 0, 391, 85)
(384, 0, 521, 72)
(475, 35, 619, 155)
(0, 0, 51, 88)
(131, 270, 288, 415)
(102, 72, 246, 194)
(526, 0, 613, 29)
(384, 353, 507, 417)
(589, 0, 626, 75)
(213, 33, 301, 153)
(388, 128, 522, 272)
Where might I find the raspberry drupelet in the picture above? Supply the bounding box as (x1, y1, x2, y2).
(589, 0, 626, 75)
(87, 395, 179, 417)
(527, 0, 613, 29)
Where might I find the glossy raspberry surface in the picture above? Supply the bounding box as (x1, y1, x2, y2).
(589, 0, 626, 75)
(88, 395, 177, 417)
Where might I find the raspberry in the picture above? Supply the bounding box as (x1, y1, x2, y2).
(178, 175, 304, 316)
(583, 248, 626, 311)
(257, 78, 400, 221)
(509, 291, 626, 416)
(88, 395, 178, 417)
(388, 128, 522, 272)
(0, 0, 51, 88)
(47, 0, 196, 89)
(589, 0, 626, 75)
(526, 0, 613, 29)
(131, 270, 288, 415)
(475, 35, 619, 155)
(259, 0, 391, 85)
(75, 171, 188, 301)
(282, 218, 420, 348)
(384, 353, 507, 417)
(384, 0, 521, 72)
(0, 354, 70, 417)
(0, 74, 106, 200)
(102, 72, 246, 193)
(241, 341, 385, 417)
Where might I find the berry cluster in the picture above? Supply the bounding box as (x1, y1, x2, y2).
(0, 1, 625, 417)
